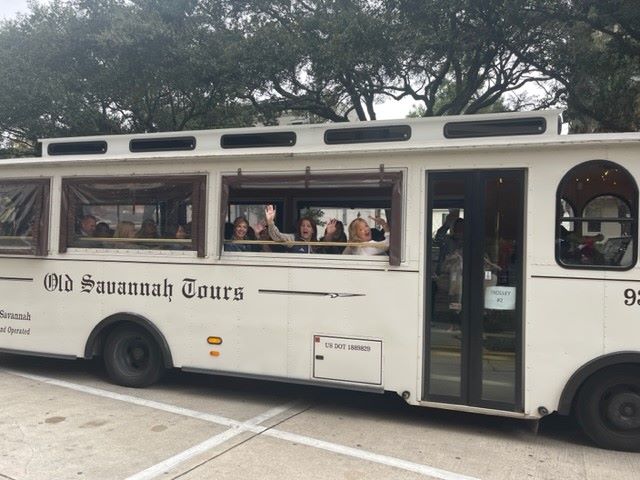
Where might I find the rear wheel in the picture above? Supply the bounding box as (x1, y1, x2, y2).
(103, 326, 164, 388)
(576, 365, 640, 451)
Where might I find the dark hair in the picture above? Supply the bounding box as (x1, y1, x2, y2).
(94, 222, 112, 238)
(296, 216, 317, 241)
(137, 218, 158, 238)
(232, 216, 256, 240)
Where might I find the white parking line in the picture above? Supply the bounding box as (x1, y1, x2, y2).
(126, 403, 295, 480)
(1, 369, 480, 480)
(266, 429, 479, 480)
(3, 369, 242, 426)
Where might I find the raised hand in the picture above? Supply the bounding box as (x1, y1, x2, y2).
(264, 204, 276, 225)
(324, 218, 337, 239)
(369, 215, 389, 233)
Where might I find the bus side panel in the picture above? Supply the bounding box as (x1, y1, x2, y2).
(604, 279, 640, 352)
(285, 267, 420, 394)
(525, 277, 605, 414)
(1, 256, 420, 397)
(0, 259, 93, 357)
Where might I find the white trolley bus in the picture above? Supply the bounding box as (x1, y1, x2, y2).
(1, 110, 639, 451)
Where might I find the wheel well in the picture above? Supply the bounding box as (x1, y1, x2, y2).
(84, 313, 173, 369)
(558, 352, 640, 415)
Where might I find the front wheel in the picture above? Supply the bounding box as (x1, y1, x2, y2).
(103, 326, 164, 388)
(576, 365, 640, 451)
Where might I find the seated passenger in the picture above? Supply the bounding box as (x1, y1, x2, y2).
(94, 222, 113, 238)
(137, 218, 158, 238)
(264, 204, 317, 253)
(115, 221, 136, 238)
(224, 216, 258, 252)
(318, 219, 347, 254)
(559, 226, 604, 264)
(342, 216, 389, 255)
(78, 214, 97, 237)
(253, 220, 274, 252)
(112, 221, 137, 248)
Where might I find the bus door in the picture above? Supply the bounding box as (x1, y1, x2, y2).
(424, 170, 524, 411)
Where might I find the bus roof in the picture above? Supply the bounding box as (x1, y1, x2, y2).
(3, 109, 640, 166)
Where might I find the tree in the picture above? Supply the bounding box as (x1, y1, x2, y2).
(388, 0, 549, 116)
(200, 0, 398, 121)
(206, 0, 550, 121)
(506, 0, 640, 132)
(0, 0, 254, 157)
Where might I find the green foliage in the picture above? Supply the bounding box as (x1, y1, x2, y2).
(0, 0, 256, 157)
(506, 0, 640, 131)
(300, 207, 326, 227)
(0, 0, 638, 157)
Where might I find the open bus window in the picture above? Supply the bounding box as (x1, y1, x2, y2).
(556, 161, 637, 269)
(221, 171, 403, 266)
(60, 176, 205, 256)
(0, 179, 49, 256)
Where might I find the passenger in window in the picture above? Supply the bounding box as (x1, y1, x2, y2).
(434, 211, 464, 273)
(432, 210, 464, 331)
(224, 216, 258, 252)
(253, 220, 274, 252)
(111, 221, 136, 248)
(115, 221, 136, 239)
(559, 226, 604, 265)
(94, 222, 113, 238)
(370, 226, 386, 241)
(318, 219, 347, 254)
(78, 214, 97, 237)
(264, 204, 318, 253)
(137, 218, 158, 238)
(342, 216, 389, 255)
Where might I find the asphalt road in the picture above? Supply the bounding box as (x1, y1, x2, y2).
(0, 354, 638, 480)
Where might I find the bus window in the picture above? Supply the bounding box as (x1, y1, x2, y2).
(221, 171, 403, 265)
(0, 179, 49, 256)
(60, 176, 205, 255)
(556, 161, 638, 269)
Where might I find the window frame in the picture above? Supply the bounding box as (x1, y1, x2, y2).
(555, 160, 638, 270)
(0, 178, 50, 256)
(221, 171, 403, 266)
(59, 175, 206, 257)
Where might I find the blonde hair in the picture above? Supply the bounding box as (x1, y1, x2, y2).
(115, 221, 136, 238)
(347, 218, 368, 242)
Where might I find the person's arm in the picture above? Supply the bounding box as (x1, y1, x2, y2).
(434, 210, 459, 243)
(264, 205, 295, 242)
(267, 222, 294, 242)
(369, 215, 390, 234)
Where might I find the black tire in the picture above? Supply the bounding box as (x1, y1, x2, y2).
(103, 326, 164, 388)
(576, 365, 640, 451)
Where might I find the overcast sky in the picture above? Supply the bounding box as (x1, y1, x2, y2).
(0, 0, 32, 19)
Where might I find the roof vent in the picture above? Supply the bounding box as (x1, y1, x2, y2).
(47, 141, 107, 156)
(221, 132, 296, 149)
(130, 136, 196, 152)
(325, 125, 411, 145)
(444, 117, 547, 139)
